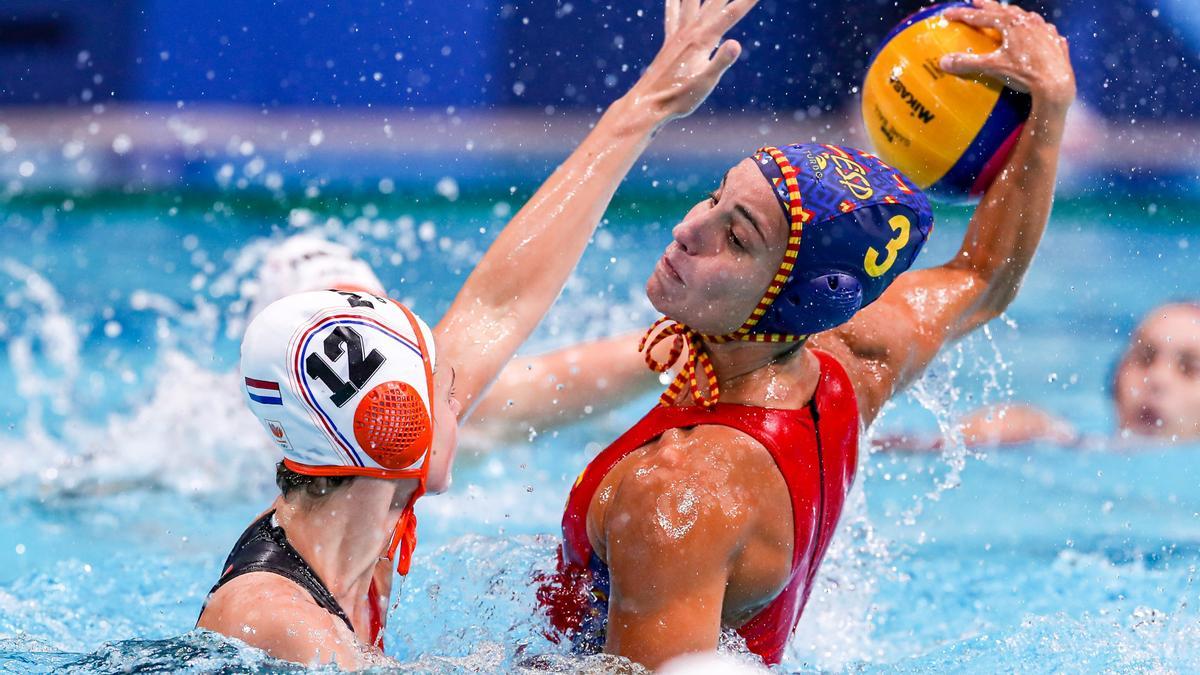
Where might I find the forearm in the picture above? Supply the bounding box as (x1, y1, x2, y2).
(950, 101, 1068, 317)
(467, 331, 658, 439)
(438, 100, 662, 409)
(436, 0, 759, 412)
(841, 1, 1078, 423)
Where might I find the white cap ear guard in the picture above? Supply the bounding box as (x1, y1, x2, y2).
(240, 289, 436, 480)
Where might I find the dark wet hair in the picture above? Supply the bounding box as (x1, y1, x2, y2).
(275, 461, 356, 501)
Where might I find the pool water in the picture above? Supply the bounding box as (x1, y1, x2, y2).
(1, 188, 1198, 673)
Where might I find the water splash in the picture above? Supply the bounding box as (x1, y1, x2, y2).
(0, 257, 273, 497)
(887, 321, 1015, 525)
(0, 259, 81, 460)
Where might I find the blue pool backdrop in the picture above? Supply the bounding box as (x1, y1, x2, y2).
(1, 0, 1198, 118)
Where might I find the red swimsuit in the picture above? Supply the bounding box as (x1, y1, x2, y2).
(539, 350, 859, 665)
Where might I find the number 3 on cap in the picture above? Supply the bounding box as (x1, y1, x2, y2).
(864, 215, 911, 278)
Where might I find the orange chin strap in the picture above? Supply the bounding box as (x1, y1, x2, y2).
(640, 318, 806, 408)
(381, 300, 437, 576)
(384, 486, 424, 576)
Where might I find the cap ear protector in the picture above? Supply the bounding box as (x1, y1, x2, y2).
(769, 271, 864, 333)
(354, 380, 433, 469)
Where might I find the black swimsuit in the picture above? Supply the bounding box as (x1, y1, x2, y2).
(200, 510, 355, 633)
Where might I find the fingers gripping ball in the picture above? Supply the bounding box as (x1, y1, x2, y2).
(353, 381, 432, 470)
(861, 1, 1031, 202)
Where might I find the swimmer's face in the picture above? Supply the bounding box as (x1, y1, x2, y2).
(647, 159, 790, 334)
(423, 360, 463, 495)
(1114, 304, 1200, 440)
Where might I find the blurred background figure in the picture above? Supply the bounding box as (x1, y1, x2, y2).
(880, 302, 1200, 450)
(1112, 303, 1200, 440)
(247, 234, 385, 321)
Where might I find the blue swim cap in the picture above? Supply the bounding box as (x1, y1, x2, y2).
(642, 144, 933, 409)
(741, 144, 934, 338)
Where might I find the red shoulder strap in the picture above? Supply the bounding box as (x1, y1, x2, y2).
(810, 348, 859, 514)
(733, 349, 861, 664)
(800, 348, 859, 591)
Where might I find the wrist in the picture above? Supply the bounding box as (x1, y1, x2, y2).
(1029, 77, 1074, 121)
(1027, 97, 1071, 143)
(604, 92, 670, 138)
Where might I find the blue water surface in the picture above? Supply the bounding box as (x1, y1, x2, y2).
(0, 184, 1198, 673)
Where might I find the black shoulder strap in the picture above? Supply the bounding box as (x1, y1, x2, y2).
(201, 511, 355, 634)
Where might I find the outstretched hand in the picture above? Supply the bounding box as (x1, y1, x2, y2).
(625, 0, 761, 124)
(941, 0, 1076, 113)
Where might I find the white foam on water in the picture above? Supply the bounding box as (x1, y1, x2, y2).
(0, 213, 484, 500)
(0, 253, 278, 497)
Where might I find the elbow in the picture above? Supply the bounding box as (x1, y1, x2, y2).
(951, 255, 1025, 320)
(976, 279, 1023, 323)
(939, 264, 1017, 333)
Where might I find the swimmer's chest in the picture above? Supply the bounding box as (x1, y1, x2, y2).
(584, 425, 723, 556)
(582, 424, 803, 620)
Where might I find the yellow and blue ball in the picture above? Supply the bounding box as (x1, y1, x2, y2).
(861, 2, 1031, 202)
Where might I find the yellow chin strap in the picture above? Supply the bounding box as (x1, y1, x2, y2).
(640, 318, 805, 408)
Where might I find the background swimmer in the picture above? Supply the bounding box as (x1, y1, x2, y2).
(882, 301, 1200, 449)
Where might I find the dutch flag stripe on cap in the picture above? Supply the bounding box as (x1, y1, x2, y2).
(245, 377, 284, 405)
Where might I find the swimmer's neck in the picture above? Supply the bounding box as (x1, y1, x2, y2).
(692, 339, 819, 407)
(272, 478, 420, 622)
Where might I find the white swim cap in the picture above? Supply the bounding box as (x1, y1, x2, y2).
(248, 235, 386, 321)
(240, 289, 436, 480)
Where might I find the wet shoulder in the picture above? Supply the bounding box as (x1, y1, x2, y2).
(198, 571, 353, 651)
(588, 424, 789, 560)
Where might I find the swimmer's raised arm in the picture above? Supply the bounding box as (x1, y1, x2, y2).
(436, 0, 759, 419)
(812, 0, 1076, 425)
